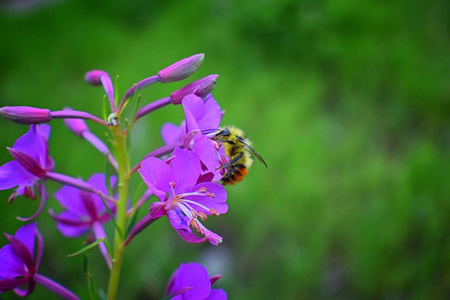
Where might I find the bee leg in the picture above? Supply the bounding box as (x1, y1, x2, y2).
(216, 152, 244, 170)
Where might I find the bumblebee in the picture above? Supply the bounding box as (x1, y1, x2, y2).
(211, 127, 267, 185)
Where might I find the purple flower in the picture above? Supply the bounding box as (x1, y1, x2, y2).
(0, 223, 79, 299)
(0, 125, 53, 220)
(139, 148, 227, 246)
(161, 94, 223, 177)
(165, 262, 227, 300)
(49, 174, 117, 268)
(0, 223, 41, 296)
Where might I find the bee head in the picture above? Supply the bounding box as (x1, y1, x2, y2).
(213, 128, 230, 140)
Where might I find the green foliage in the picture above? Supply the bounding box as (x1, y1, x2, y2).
(0, 0, 449, 298)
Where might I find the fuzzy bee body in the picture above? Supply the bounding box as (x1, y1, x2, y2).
(212, 126, 267, 185)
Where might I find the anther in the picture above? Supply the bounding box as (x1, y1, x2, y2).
(198, 212, 207, 221)
(210, 208, 219, 216)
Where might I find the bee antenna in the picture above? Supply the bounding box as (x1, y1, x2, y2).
(201, 128, 219, 134)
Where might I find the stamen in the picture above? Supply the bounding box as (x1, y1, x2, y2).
(182, 199, 213, 213)
(8, 192, 17, 203)
(210, 208, 219, 216)
(198, 212, 207, 221)
(190, 219, 204, 234)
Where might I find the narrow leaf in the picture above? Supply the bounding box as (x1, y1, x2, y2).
(102, 95, 108, 121)
(68, 238, 107, 257)
(99, 192, 123, 239)
(83, 254, 99, 300)
(104, 156, 113, 196)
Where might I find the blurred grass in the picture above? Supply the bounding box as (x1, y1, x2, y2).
(0, 0, 449, 299)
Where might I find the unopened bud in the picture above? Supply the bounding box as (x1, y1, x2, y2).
(158, 54, 204, 83)
(0, 106, 51, 124)
(170, 74, 218, 104)
(84, 70, 108, 86)
(63, 108, 89, 137)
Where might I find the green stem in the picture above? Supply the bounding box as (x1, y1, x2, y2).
(106, 121, 130, 300)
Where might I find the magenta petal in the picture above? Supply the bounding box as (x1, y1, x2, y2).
(36, 124, 51, 142)
(12, 125, 47, 168)
(170, 263, 211, 300)
(182, 94, 206, 121)
(192, 135, 221, 173)
(175, 229, 208, 244)
(167, 209, 191, 232)
(55, 186, 87, 217)
(139, 157, 173, 201)
(197, 94, 222, 131)
(54, 212, 89, 237)
(171, 148, 201, 188)
(183, 103, 201, 133)
(149, 202, 166, 218)
(189, 182, 228, 214)
(87, 174, 117, 212)
(0, 245, 26, 278)
(0, 161, 35, 190)
(14, 223, 37, 260)
(207, 289, 228, 300)
(161, 122, 184, 145)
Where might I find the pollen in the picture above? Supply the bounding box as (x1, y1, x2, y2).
(210, 208, 219, 216)
(197, 212, 207, 221)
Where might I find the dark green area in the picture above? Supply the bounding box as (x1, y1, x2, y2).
(0, 0, 449, 299)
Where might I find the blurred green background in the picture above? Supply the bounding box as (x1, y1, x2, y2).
(0, 0, 449, 299)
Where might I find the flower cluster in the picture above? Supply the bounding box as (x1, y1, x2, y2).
(0, 54, 230, 299)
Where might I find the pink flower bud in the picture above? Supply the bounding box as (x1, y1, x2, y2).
(157, 54, 204, 83)
(170, 74, 218, 104)
(84, 70, 108, 86)
(0, 106, 51, 124)
(63, 108, 89, 137)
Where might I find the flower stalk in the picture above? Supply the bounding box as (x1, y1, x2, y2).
(106, 117, 130, 300)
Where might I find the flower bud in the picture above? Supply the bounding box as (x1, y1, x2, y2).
(0, 106, 51, 124)
(63, 108, 89, 137)
(158, 54, 204, 83)
(84, 70, 108, 86)
(170, 74, 218, 104)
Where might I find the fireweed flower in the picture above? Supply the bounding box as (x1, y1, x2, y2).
(0, 124, 52, 220)
(165, 262, 227, 300)
(0, 223, 79, 299)
(49, 174, 117, 268)
(161, 94, 223, 177)
(137, 148, 227, 246)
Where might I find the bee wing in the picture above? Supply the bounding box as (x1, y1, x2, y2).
(237, 136, 268, 168)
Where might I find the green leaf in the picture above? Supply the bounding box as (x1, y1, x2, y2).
(68, 238, 108, 257)
(131, 94, 141, 124)
(99, 192, 124, 239)
(126, 182, 147, 236)
(104, 155, 113, 196)
(125, 119, 132, 161)
(102, 95, 108, 121)
(83, 254, 99, 300)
